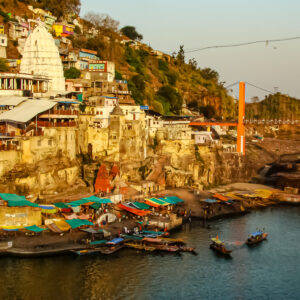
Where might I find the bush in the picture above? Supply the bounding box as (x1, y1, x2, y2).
(115, 70, 123, 80)
(156, 86, 182, 115)
(158, 59, 169, 72)
(0, 58, 9, 72)
(64, 67, 81, 79)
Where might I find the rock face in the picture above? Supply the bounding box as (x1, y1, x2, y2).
(20, 23, 65, 94)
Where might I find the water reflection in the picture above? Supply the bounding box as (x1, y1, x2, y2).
(0, 207, 300, 300)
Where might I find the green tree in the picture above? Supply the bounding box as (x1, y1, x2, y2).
(176, 45, 185, 65)
(156, 86, 183, 115)
(64, 67, 81, 79)
(128, 74, 146, 105)
(121, 26, 143, 41)
(200, 68, 219, 82)
(0, 58, 9, 72)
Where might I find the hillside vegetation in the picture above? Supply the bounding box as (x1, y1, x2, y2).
(246, 94, 300, 120)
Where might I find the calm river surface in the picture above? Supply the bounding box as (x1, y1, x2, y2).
(1, 206, 300, 300)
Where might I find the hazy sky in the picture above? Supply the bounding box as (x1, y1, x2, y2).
(81, 0, 300, 101)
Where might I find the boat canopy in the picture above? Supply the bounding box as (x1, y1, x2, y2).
(213, 193, 228, 201)
(25, 225, 46, 233)
(68, 196, 112, 207)
(211, 238, 224, 245)
(107, 237, 124, 245)
(80, 228, 103, 234)
(250, 231, 263, 237)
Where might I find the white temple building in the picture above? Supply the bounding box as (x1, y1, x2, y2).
(20, 23, 65, 96)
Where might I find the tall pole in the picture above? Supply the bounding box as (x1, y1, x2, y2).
(237, 81, 245, 155)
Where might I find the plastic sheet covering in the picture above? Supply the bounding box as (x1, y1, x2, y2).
(163, 196, 184, 204)
(25, 225, 46, 233)
(89, 240, 107, 245)
(54, 202, 70, 209)
(55, 220, 71, 232)
(132, 202, 150, 210)
(65, 219, 93, 229)
(0, 193, 26, 201)
(107, 237, 124, 245)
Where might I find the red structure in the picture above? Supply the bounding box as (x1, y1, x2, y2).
(94, 165, 112, 193)
(189, 81, 246, 155)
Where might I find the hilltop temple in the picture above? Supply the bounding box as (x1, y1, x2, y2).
(19, 23, 65, 95)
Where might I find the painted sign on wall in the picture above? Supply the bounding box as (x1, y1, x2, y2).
(88, 60, 107, 72)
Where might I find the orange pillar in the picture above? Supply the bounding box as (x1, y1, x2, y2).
(237, 81, 245, 155)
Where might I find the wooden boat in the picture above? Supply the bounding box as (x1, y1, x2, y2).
(210, 238, 232, 256)
(246, 232, 268, 245)
(71, 248, 101, 256)
(125, 241, 156, 252)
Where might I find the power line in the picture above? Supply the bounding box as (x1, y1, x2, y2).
(245, 82, 275, 94)
(185, 35, 300, 53)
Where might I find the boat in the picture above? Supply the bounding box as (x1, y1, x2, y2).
(210, 238, 232, 256)
(246, 231, 268, 245)
(99, 237, 125, 254)
(71, 249, 101, 256)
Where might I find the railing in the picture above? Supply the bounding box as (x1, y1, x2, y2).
(0, 144, 18, 151)
(51, 109, 79, 116)
(37, 121, 77, 127)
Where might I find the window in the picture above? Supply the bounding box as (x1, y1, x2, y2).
(48, 139, 52, 146)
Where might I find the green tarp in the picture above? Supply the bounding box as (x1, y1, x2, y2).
(147, 198, 169, 205)
(164, 196, 184, 204)
(89, 240, 107, 245)
(133, 202, 150, 210)
(25, 225, 46, 233)
(65, 219, 94, 229)
(0, 193, 26, 201)
(90, 203, 101, 210)
(68, 196, 112, 207)
(82, 196, 112, 204)
(7, 200, 39, 208)
(54, 202, 70, 209)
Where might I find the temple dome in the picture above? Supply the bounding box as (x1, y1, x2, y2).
(20, 23, 65, 95)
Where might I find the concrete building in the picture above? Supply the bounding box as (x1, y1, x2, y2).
(0, 34, 7, 58)
(20, 23, 65, 95)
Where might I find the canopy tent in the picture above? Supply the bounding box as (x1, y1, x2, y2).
(0, 193, 26, 201)
(141, 230, 165, 236)
(54, 202, 70, 209)
(25, 225, 46, 233)
(144, 200, 160, 208)
(162, 196, 184, 204)
(65, 219, 93, 229)
(203, 199, 218, 204)
(39, 205, 57, 214)
(212, 193, 229, 201)
(68, 196, 112, 207)
(124, 235, 143, 240)
(7, 199, 39, 208)
(54, 220, 71, 232)
(90, 203, 101, 210)
(131, 202, 150, 210)
(118, 203, 150, 216)
(145, 198, 169, 206)
(107, 237, 124, 245)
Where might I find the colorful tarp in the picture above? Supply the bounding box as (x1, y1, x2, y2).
(107, 237, 123, 244)
(118, 203, 150, 216)
(54, 202, 70, 209)
(89, 240, 107, 245)
(213, 193, 229, 201)
(25, 225, 46, 233)
(7, 200, 39, 208)
(163, 196, 184, 204)
(39, 205, 57, 214)
(145, 198, 169, 206)
(65, 219, 93, 229)
(68, 196, 112, 207)
(0, 193, 26, 201)
(132, 202, 150, 210)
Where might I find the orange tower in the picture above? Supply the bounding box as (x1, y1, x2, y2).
(237, 81, 246, 155)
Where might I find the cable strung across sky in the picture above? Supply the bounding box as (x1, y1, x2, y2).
(184, 35, 300, 53)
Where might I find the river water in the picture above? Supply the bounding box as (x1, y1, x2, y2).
(1, 206, 300, 300)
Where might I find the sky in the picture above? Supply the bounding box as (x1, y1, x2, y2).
(81, 0, 300, 101)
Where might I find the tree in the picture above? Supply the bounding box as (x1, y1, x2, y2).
(121, 26, 143, 41)
(84, 12, 119, 34)
(35, 0, 81, 18)
(64, 67, 81, 79)
(188, 58, 198, 70)
(0, 58, 9, 72)
(200, 68, 219, 82)
(176, 45, 185, 65)
(156, 86, 183, 115)
(200, 105, 217, 119)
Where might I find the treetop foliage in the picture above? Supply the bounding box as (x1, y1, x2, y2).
(121, 26, 143, 41)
